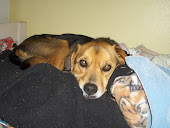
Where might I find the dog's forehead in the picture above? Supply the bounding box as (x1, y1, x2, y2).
(83, 41, 113, 47)
(79, 41, 115, 56)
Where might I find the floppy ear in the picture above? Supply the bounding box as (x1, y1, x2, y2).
(115, 45, 127, 64)
(64, 44, 81, 71)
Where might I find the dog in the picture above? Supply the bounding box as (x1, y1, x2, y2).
(10, 34, 126, 99)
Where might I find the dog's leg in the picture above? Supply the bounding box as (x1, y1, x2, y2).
(21, 56, 47, 70)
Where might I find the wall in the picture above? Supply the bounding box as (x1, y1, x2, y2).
(0, 0, 10, 23)
(10, 0, 170, 54)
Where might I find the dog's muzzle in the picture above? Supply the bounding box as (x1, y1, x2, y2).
(84, 83, 97, 97)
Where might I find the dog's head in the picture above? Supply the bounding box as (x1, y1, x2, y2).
(64, 38, 126, 99)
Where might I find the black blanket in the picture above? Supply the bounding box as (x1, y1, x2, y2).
(0, 52, 129, 128)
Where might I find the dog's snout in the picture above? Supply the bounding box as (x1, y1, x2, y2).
(84, 83, 97, 95)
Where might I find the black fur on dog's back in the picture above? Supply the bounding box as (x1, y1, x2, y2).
(28, 33, 93, 46)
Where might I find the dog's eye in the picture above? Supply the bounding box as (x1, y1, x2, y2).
(79, 60, 88, 67)
(103, 64, 112, 71)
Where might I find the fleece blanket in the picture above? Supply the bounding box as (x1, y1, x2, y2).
(0, 60, 129, 128)
(109, 66, 150, 127)
(125, 56, 170, 128)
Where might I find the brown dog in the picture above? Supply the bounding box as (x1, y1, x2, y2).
(15, 37, 70, 70)
(12, 34, 126, 99)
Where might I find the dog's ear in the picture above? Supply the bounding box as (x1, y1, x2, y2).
(64, 44, 81, 71)
(114, 45, 127, 64)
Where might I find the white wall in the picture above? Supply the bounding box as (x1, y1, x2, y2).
(0, 0, 10, 23)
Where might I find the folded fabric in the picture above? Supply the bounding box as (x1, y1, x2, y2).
(151, 54, 170, 69)
(0, 62, 129, 128)
(0, 118, 13, 128)
(125, 56, 170, 128)
(135, 45, 158, 56)
(108, 64, 150, 127)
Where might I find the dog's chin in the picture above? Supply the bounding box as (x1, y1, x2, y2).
(84, 95, 98, 99)
(83, 92, 103, 100)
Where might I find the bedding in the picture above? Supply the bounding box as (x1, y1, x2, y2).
(151, 54, 170, 69)
(109, 66, 150, 127)
(0, 48, 169, 128)
(0, 118, 13, 128)
(119, 43, 170, 69)
(108, 56, 170, 128)
(0, 30, 169, 127)
(125, 56, 170, 128)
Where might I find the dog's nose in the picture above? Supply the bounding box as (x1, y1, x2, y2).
(84, 83, 97, 95)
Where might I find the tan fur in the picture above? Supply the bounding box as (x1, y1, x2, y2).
(69, 41, 126, 99)
(15, 37, 70, 70)
(15, 37, 126, 99)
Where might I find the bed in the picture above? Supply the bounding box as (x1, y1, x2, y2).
(0, 23, 169, 128)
